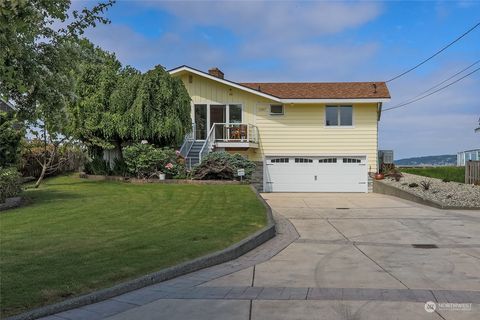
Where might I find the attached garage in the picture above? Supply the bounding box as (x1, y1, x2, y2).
(264, 156, 368, 192)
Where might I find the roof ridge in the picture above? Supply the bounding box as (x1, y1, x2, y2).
(238, 81, 387, 84)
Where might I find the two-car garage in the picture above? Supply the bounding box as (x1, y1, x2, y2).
(264, 155, 368, 192)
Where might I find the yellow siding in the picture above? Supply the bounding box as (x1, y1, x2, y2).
(179, 73, 379, 172)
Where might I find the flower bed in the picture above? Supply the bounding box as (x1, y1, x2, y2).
(79, 173, 247, 185)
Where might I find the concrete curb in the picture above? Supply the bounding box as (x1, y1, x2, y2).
(373, 180, 480, 210)
(7, 187, 275, 320)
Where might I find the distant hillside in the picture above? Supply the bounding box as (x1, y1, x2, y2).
(395, 154, 456, 166)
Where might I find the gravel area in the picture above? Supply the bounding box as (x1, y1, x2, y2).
(382, 173, 480, 208)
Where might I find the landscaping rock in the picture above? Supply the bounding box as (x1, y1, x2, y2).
(0, 197, 23, 211)
(382, 173, 480, 208)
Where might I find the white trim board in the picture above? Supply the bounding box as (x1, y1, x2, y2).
(170, 66, 282, 102)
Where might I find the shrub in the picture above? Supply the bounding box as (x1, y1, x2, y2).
(193, 152, 256, 180)
(20, 140, 86, 178)
(0, 112, 24, 167)
(123, 143, 184, 179)
(111, 158, 129, 177)
(420, 180, 431, 190)
(84, 158, 110, 175)
(408, 182, 418, 188)
(382, 163, 402, 181)
(400, 167, 464, 183)
(380, 163, 396, 174)
(0, 168, 21, 203)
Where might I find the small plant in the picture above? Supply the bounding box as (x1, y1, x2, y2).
(420, 180, 431, 191)
(382, 163, 403, 182)
(408, 182, 418, 188)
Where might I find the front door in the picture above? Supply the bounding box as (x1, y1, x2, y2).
(210, 105, 226, 139)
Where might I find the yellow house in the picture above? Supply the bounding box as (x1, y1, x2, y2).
(170, 66, 391, 193)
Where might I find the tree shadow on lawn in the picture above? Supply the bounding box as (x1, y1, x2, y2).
(3, 190, 86, 215)
(35, 179, 103, 187)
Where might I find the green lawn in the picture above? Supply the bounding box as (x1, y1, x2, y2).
(0, 176, 267, 317)
(400, 166, 465, 183)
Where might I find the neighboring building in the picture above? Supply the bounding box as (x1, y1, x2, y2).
(0, 98, 15, 113)
(171, 66, 390, 192)
(475, 118, 480, 133)
(378, 150, 394, 166)
(457, 149, 480, 166)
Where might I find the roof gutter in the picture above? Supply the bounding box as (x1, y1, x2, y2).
(283, 98, 390, 104)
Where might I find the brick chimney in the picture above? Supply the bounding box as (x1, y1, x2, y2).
(208, 67, 224, 79)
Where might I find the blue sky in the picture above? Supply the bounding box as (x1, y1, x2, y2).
(80, 0, 480, 159)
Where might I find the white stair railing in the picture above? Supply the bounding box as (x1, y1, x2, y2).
(179, 123, 196, 158)
(198, 123, 216, 163)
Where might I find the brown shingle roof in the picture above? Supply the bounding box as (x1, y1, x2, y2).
(239, 82, 390, 99)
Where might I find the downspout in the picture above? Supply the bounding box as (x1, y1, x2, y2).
(376, 102, 382, 175)
(377, 102, 382, 121)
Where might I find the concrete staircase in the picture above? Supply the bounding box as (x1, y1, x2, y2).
(186, 141, 204, 168)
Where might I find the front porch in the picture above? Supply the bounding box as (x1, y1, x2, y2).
(180, 123, 259, 168)
(210, 123, 259, 149)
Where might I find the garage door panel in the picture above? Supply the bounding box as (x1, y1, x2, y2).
(265, 156, 367, 193)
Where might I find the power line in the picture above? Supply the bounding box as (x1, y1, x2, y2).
(386, 22, 480, 83)
(391, 59, 480, 107)
(383, 66, 480, 112)
(410, 59, 480, 98)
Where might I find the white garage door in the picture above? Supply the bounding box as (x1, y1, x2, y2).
(264, 156, 368, 192)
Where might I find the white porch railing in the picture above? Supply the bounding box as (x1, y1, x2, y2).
(213, 123, 259, 143)
(198, 123, 259, 163)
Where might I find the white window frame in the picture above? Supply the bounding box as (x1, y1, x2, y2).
(228, 103, 243, 124)
(324, 105, 354, 128)
(270, 104, 284, 116)
(191, 103, 244, 140)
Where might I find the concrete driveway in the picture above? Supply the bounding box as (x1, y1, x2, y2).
(43, 193, 480, 320)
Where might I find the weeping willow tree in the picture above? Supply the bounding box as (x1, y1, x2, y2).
(67, 42, 191, 158)
(67, 41, 121, 154)
(124, 65, 191, 146)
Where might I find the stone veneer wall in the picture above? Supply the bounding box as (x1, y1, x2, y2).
(251, 161, 264, 192)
